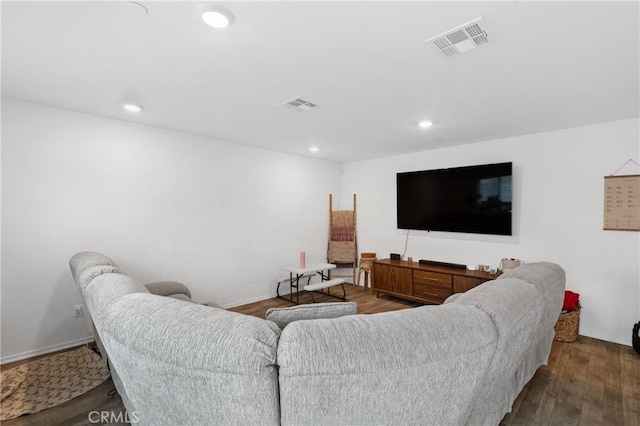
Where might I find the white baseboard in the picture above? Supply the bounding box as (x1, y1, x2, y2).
(222, 292, 278, 309)
(1, 337, 94, 365)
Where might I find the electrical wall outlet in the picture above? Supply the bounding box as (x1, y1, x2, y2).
(74, 304, 84, 318)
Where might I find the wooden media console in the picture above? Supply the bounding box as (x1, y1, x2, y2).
(372, 259, 500, 305)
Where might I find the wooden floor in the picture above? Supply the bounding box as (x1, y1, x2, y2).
(228, 282, 423, 317)
(3, 285, 638, 426)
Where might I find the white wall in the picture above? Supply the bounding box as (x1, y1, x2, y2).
(341, 118, 640, 346)
(1, 98, 341, 362)
(2, 97, 638, 362)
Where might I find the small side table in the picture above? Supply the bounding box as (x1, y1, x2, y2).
(278, 263, 345, 304)
(357, 252, 377, 292)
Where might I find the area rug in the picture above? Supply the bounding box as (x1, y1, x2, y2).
(1, 345, 110, 420)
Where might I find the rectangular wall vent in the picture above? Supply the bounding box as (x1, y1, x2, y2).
(426, 18, 489, 58)
(279, 97, 318, 111)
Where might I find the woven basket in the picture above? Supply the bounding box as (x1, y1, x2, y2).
(554, 308, 580, 342)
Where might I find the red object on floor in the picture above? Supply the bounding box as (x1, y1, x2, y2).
(563, 290, 580, 311)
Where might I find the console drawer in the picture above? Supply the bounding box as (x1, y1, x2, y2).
(413, 282, 453, 304)
(413, 270, 452, 290)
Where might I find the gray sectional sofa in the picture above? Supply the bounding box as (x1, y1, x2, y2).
(70, 251, 565, 426)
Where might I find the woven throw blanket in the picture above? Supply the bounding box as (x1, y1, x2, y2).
(328, 241, 356, 263)
(331, 225, 355, 242)
(1, 345, 110, 420)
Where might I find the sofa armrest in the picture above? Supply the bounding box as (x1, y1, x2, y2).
(144, 281, 191, 298)
(266, 302, 357, 329)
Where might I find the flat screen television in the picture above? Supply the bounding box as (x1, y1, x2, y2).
(396, 162, 512, 235)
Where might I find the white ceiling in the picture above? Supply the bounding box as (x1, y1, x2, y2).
(2, 1, 639, 162)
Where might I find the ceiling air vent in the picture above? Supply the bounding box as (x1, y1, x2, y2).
(279, 97, 318, 111)
(426, 18, 489, 58)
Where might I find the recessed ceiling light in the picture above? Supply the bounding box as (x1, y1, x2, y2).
(418, 120, 433, 128)
(123, 104, 143, 112)
(202, 9, 233, 29)
(309, 147, 319, 153)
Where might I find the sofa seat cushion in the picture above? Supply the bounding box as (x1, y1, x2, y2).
(265, 302, 357, 329)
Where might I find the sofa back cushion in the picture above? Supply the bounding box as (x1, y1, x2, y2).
(499, 262, 566, 334)
(449, 276, 546, 425)
(81, 273, 148, 323)
(70, 251, 117, 284)
(77, 265, 121, 290)
(81, 266, 282, 426)
(277, 304, 497, 425)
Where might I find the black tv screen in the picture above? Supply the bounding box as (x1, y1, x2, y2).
(396, 162, 512, 235)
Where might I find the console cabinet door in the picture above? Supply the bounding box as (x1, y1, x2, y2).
(453, 276, 483, 293)
(390, 266, 412, 295)
(373, 263, 412, 296)
(373, 263, 392, 292)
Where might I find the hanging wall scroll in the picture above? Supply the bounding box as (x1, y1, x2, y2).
(604, 173, 640, 231)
